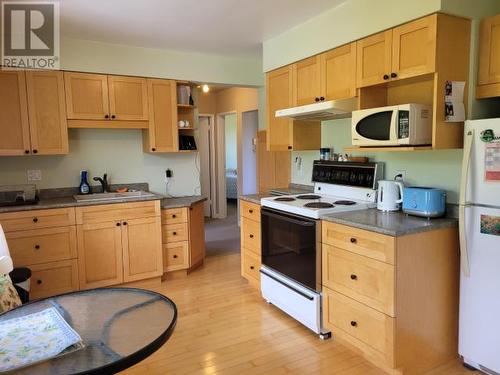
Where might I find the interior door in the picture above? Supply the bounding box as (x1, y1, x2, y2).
(356, 30, 393, 87)
(108, 75, 149, 121)
(391, 14, 437, 80)
(293, 56, 321, 106)
(0, 71, 31, 155)
(320, 42, 357, 100)
(26, 70, 69, 155)
(266, 66, 293, 151)
(198, 116, 212, 216)
(122, 216, 163, 282)
(478, 13, 500, 85)
(77, 221, 123, 289)
(64, 72, 109, 120)
(146, 79, 178, 152)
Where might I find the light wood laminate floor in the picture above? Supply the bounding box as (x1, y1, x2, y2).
(123, 253, 473, 375)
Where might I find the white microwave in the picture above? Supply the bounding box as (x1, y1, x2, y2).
(351, 103, 432, 146)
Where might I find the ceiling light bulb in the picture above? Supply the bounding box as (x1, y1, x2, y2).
(202, 84, 210, 93)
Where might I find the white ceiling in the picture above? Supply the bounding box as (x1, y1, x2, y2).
(60, 0, 347, 58)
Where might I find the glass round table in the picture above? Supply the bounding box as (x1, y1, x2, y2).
(0, 287, 177, 374)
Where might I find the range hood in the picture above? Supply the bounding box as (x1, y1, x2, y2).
(275, 97, 358, 121)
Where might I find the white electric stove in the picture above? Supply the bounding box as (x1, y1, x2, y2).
(259, 160, 383, 338)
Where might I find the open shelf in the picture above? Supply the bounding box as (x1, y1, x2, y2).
(178, 149, 198, 153)
(177, 104, 196, 109)
(178, 127, 194, 130)
(345, 146, 433, 152)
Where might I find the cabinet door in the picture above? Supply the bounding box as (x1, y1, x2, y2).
(77, 221, 123, 289)
(145, 79, 178, 152)
(188, 202, 205, 268)
(292, 56, 321, 106)
(392, 14, 437, 80)
(356, 30, 392, 87)
(0, 71, 31, 155)
(478, 13, 500, 85)
(122, 216, 163, 282)
(64, 72, 109, 120)
(108, 75, 148, 121)
(266, 66, 293, 151)
(320, 42, 357, 100)
(26, 71, 68, 155)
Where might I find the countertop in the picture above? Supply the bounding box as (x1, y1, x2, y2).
(0, 194, 165, 214)
(161, 196, 207, 209)
(321, 208, 458, 237)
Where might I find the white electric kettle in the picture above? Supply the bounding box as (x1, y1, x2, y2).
(377, 180, 404, 211)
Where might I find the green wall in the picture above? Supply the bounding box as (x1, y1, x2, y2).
(224, 114, 238, 170)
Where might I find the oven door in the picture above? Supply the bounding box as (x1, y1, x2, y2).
(261, 208, 321, 292)
(352, 107, 398, 146)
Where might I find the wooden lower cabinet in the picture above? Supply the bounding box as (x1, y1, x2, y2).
(239, 200, 261, 287)
(30, 260, 79, 300)
(122, 216, 163, 282)
(77, 221, 124, 289)
(75, 201, 163, 289)
(160, 201, 206, 273)
(321, 221, 460, 374)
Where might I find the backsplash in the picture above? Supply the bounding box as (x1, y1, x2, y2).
(291, 118, 463, 203)
(0, 129, 200, 197)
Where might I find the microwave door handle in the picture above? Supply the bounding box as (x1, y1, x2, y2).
(262, 211, 315, 227)
(392, 110, 399, 142)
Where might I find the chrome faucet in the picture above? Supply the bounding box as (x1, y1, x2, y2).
(93, 173, 109, 193)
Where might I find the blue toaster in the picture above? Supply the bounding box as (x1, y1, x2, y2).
(402, 187, 446, 218)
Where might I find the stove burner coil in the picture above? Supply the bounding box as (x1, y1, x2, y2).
(304, 202, 334, 209)
(274, 197, 296, 202)
(296, 194, 321, 200)
(333, 200, 356, 205)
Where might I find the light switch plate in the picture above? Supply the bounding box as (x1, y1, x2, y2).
(27, 169, 42, 181)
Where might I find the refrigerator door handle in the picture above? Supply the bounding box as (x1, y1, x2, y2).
(459, 129, 474, 205)
(459, 205, 470, 277)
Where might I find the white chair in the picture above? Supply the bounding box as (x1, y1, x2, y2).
(0, 224, 13, 276)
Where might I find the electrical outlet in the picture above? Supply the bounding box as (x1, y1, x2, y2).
(27, 169, 42, 181)
(395, 170, 407, 181)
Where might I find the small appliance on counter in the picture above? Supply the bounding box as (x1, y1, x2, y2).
(179, 135, 197, 150)
(377, 180, 404, 212)
(0, 185, 38, 207)
(402, 187, 446, 218)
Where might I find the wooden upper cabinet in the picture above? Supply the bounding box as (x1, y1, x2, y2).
(108, 75, 148, 120)
(292, 56, 321, 106)
(356, 30, 393, 87)
(64, 72, 109, 120)
(26, 71, 68, 155)
(77, 221, 123, 289)
(0, 71, 30, 156)
(392, 14, 437, 80)
(122, 216, 163, 282)
(477, 13, 500, 98)
(266, 65, 293, 151)
(144, 79, 178, 153)
(320, 42, 357, 100)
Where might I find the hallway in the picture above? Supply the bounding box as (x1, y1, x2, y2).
(205, 200, 240, 257)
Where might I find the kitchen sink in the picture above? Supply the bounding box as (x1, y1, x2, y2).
(73, 191, 156, 202)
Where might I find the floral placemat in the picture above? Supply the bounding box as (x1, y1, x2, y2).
(0, 307, 83, 372)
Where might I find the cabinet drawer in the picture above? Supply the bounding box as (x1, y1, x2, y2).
(161, 207, 188, 224)
(0, 208, 75, 232)
(322, 222, 395, 264)
(323, 288, 394, 359)
(241, 217, 261, 254)
(30, 260, 79, 300)
(6, 227, 77, 266)
(163, 242, 189, 272)
(241, 249, 260, 283)
(75, 201, 160, 225)
(322, 245, 395, 316)
(240, 200, 261, 222)
(162, 223, 188, 243)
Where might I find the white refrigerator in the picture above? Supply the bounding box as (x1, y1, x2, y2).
(459, 118, 500, 373)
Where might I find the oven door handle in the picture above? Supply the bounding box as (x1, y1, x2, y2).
(260, 269, 314, 301)
(261, 210, 315, 227)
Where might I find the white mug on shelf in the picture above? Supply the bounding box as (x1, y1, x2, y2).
(178, 120, 186, 128)
(185, 120, 190, 128)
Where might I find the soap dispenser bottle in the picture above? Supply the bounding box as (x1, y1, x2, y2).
(79, 170, 90, 194)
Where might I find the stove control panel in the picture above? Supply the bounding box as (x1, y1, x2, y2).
(312, 160, 383, 189)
